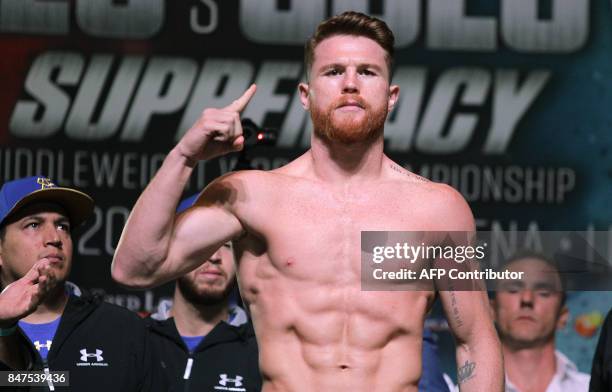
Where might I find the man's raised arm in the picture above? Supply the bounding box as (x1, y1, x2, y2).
(111, 85, 257, 288)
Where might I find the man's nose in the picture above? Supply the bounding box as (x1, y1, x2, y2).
(43, 225, 63, 248)
(208, 249, 222, 264)
(342, 69, 358, 93)
(519, 290, 534, 308)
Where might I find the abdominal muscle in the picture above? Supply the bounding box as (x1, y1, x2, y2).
(241, 269, 433, 392)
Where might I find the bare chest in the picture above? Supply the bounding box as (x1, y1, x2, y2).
(236, 184, 438, 284)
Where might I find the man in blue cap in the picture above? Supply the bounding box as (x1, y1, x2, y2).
(0, 176, 156, 391)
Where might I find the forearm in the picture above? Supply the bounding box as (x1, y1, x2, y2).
(455, 327, 504, 392)
(112, 147, 195, 287)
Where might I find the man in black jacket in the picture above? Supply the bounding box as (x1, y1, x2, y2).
(0, 176, 155, 391)
(146, 195, 261, 392)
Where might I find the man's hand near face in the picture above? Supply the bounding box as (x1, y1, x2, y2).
(0, 260, 58, 328)
(0, 260, 58, 370)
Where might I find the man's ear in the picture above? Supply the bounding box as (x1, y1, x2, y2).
(298, 82, 310, 110)
(387, 84, 400, 113)
(556, 305, 569, 330)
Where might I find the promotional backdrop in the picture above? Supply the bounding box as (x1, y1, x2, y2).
(1, 0, 610, 377)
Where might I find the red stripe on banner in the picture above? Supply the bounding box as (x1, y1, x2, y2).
(0, 36, 60, 144)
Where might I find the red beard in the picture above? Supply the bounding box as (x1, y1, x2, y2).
(311, 95, 387, 144)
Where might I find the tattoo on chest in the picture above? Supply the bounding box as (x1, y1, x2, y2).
(389, 164, 428, 182)
(457, 360, 476, 384)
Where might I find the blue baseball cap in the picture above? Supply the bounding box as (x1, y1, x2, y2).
(0, 176, 94, 228)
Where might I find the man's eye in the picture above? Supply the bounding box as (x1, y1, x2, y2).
(537, 291, 552, 297)
(58, 223, 71, 232)
(326, 69, 341, 76)
(502, 285, 520, 293)
(26, 222, 39, 229)
(360, 69, 375, 75)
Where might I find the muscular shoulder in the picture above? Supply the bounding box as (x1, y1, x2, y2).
(427, 182, 475, 231)
(385, 160, 474, 231)
(195, 170, 275, 206)
(194, 169, 298, 221)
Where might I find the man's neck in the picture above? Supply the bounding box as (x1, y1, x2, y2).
(503, 341, 557, 392)
(171, 288, 230, 337)
(309, 133, 385, 183)
(21, 284, 68, 324)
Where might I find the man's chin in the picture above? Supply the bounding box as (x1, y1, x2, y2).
(191, 289, 230, 305)
(318, 121, 380, 144)
(178, 278, 234, 305)
(312, 105, 387, 144)
(504, 330, 552, 349)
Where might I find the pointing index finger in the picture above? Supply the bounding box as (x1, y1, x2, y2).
(225, 84, 257, 112)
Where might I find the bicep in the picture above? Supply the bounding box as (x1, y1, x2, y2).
(162, 203, 243, 280)
(433, 184, 486, 340)
(157, 174, 246, 282)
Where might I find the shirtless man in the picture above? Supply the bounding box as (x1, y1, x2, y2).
(112, 12, 503, 391)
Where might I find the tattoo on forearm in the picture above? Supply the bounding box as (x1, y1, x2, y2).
(388, 164, 428, 182)
(457, 360, 476, 384)
(448, 283, 463, 328)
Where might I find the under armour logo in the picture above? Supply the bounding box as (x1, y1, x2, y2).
(80, 348, 103, 362)
(36, 177, 55, 189)
(218, 374, 243, 387)
(34, 340, 52, 351)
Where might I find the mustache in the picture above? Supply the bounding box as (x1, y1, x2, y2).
(196, 266, 227, 279)
(334, 95, 367, 109)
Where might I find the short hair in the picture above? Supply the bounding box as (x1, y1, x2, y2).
(499, 250, 567, 307)
(304, 11, 395, 80)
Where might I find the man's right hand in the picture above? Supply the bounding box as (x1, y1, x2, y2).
(0, 260, 57, 328)
(177, 84, 257, 163)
